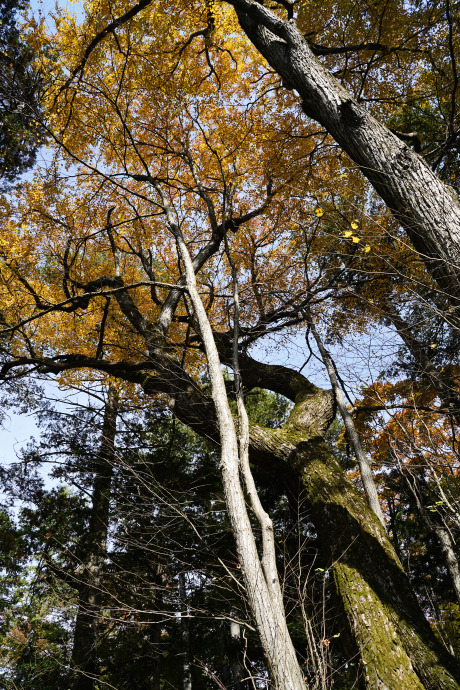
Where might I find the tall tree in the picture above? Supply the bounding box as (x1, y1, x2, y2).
(0, 1, 459, 687)
(0, 0, 43, 186)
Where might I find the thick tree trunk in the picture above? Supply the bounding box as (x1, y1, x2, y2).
(293, 440, 460, 689)
(207, 351, 460, 689)
(71, 386, 118, 690)
(35, 310, 460, 686)
(227, 0, 460, 305)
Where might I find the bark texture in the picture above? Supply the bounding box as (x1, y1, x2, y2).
(170, 214, 307, 690)
(294, 440, 459, 690)
(26, 336, 460, 687)
(227, 0, 460, 305)
(214, 351, 460, 689)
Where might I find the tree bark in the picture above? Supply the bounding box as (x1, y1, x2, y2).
(307, 313, 386, 527)
(71, 386, 118, 690)
(163, 201, 308, 690)
(294, 439, 459, 690)
(226, 0, 460, 305)
(209, 350, 460, 689)
(31, 333, 460, 687)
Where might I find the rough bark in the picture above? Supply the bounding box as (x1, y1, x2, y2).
(226, 0, 460, 305)
(71, 386, 118, 690)
(208, 350, 460, 688)
(20, 334, 460, 687)
(293, 440, 459, 690)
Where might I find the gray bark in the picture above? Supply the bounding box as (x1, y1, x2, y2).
(307, 313, 386, 527)
(226, 0, 460, 305)
(156, 182, 307, 690)
(435, 525, 460, 606)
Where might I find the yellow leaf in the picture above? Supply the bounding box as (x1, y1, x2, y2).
(352, 236, 360, 243)
(343, 230, 353, 237)
(362, 244, 371, 252)
(315, 208, 324, 217)
(351, 221, 359, 230)
(430, 343, 437, 349)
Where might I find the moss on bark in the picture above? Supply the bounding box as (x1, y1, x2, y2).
(295, 439, 460, 690)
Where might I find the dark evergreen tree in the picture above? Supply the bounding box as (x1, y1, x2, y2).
(0, 0, 44, 187)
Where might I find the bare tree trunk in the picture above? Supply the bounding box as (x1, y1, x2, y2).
(295, 439, 459, 689)
(155, 184, 307, 689)
(227, 0, 460, 305)
(207, 351, 460, 689)
(307, 313, 386, 528)
(71, 385, 118, 690)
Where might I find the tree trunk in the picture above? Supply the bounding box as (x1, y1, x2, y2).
(227, 0, 460, 305)
(209, 351, 460, 689)
(308, 313, 386, 527)
(164, 208, 307, 690)
(293, 439, 460, 689)
(434, 525, 460, 606)
(71, 385, 118, 690)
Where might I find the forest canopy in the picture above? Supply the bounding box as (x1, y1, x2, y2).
(0, 0, 460, 688)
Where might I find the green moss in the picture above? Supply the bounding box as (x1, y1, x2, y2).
(296, 441, 460, 689)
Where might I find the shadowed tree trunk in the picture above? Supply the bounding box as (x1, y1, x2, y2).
(71, 385, 118, 690)
(18, 317, 460, 687)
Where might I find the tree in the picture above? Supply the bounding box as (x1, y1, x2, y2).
(2, 387, 312, 689)
(0, 0, 44, 187)
(226, 0, 460, 309)
(0, 0, 459, 687)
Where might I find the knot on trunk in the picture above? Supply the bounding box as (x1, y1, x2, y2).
(287, 387, 336, 437)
